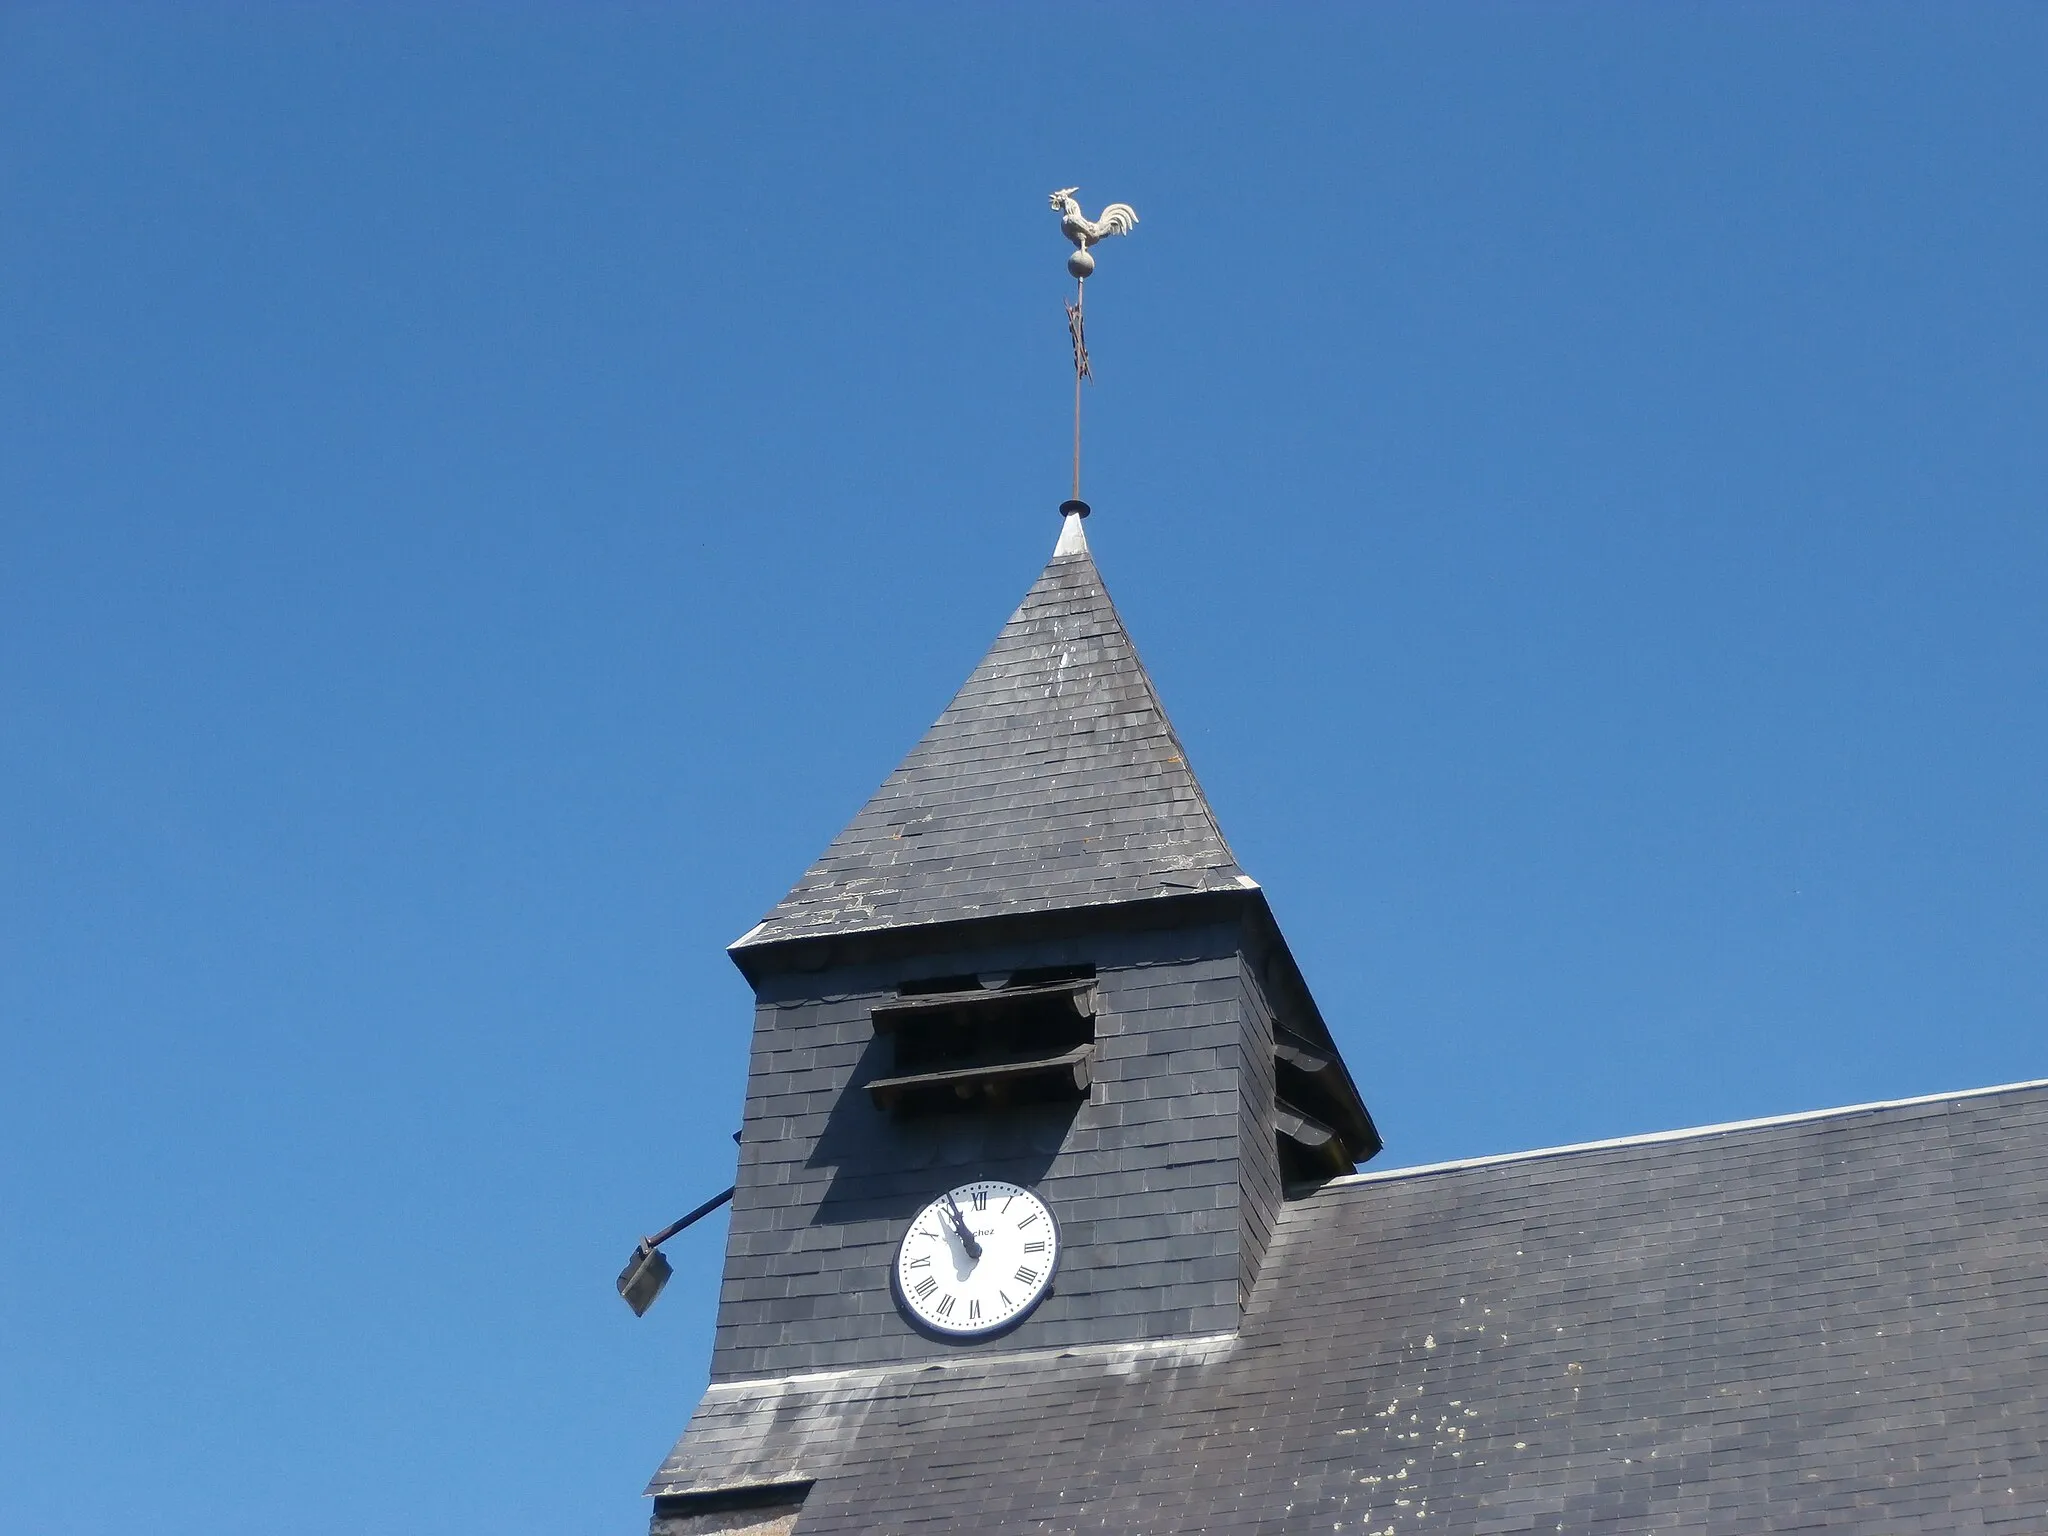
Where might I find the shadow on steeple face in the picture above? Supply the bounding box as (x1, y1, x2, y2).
(803, 1032, 1080, 1224)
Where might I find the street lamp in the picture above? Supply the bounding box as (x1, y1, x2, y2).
(616, 1184, 735, 1316)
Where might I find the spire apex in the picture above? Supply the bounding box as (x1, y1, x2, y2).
(1055, 499, 1091, 558)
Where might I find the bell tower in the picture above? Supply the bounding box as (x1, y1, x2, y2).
(698, 506, 1378, 1385)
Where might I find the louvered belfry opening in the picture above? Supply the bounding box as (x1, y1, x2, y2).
(866, 968, 1098, 1116)
(1272, 1027, 1377, 1184)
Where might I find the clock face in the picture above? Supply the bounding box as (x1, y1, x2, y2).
(895, 1180, 1059, 1337)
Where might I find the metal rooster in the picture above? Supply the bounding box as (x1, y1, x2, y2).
(1049, 188, 1139, 279)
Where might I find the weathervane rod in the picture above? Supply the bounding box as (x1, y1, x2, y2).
(1070, 274, 1086, 501)
(1050, 187, 1137, 510)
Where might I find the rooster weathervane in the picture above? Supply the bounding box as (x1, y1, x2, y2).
(1050, 187, 1139, 509)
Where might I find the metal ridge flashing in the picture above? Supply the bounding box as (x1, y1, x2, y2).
(1320, 1075, 2048, 1191)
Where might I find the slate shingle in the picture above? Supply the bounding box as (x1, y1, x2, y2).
(652, 1081, 2048, 1535)
(736, 540, 1244, 948)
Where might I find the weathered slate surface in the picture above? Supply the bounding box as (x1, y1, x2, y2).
(737, 542, 1245, 949)
(709, 931, 1270, 1382)
(652, 1081, 2048, 1534)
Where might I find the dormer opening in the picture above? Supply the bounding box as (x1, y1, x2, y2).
(865, 968, 1098, 1116)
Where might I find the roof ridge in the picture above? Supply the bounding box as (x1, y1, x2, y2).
(1320, 1074, 2048, 1190)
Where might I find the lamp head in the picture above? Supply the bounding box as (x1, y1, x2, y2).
(616, 1242, 674, 1316)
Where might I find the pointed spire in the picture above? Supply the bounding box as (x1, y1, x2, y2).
(736, 518, 1245, 948)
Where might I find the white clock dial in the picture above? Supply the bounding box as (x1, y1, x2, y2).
(895, 1180, 1059, 1337)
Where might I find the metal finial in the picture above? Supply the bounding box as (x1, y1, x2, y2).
(1049, 188, 1139, 506)
(1054, 501, 1091, 557)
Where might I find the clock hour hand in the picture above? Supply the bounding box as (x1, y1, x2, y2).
(943, 1191, 984, 1261)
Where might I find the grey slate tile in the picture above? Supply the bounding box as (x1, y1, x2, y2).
(651, 1083, 2048, 1535)
(735, 545, 1246, 948)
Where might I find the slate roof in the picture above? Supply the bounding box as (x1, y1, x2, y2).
(735, 527, 1247, 950)
(651, 1078, 2048, 1534)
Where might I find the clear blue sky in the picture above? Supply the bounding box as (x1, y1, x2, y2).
(3, 5, 2043, 1533)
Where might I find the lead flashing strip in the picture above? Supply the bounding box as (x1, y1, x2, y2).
(704, 1329, 1241, 1397)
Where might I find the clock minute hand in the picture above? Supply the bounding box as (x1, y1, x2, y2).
(943, 1192, 984, 1261)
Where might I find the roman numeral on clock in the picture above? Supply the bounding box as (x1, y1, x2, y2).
(1014, 1266, 1039, 1285)
(968, 1299, 981, 1321)
(905, 1255, 931, 1269)
(1022, 1240, 1046, 1254)
(913, 1276, 938, 1299)
(935, 1294, 956, 1318)
(972, 1189, 987, 1211)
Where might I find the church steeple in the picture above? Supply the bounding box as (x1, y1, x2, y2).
(648, 199, 1381, 1528)
(698, 510, 1377, 1386)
